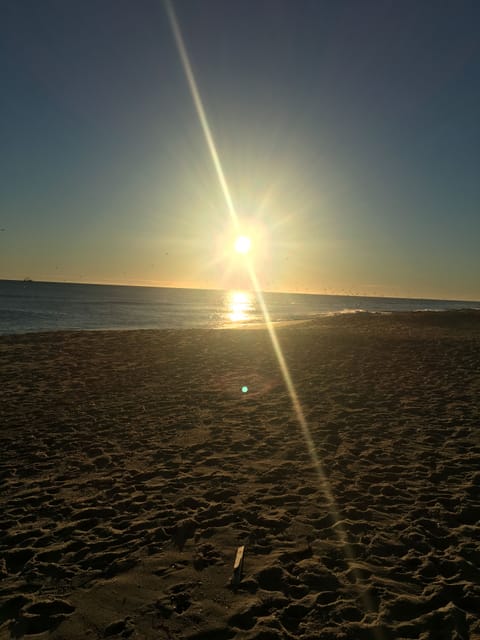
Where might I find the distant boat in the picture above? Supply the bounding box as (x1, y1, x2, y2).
(23, 277, 33, 283)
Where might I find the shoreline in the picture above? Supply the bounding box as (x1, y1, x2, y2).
(1, 312, 480, 638)
(2, 307, 480, 338)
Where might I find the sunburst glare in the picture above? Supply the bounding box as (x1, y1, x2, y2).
(234, 235, 251, 255)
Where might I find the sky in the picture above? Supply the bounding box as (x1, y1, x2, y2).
(1, 0, 480, 300)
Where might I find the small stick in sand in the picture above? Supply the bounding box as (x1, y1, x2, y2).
(232, 545, 245, 586)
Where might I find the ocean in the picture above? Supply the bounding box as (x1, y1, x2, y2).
(1, 279, 479, 335)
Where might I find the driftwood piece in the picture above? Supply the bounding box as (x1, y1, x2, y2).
(232, 545, 245, 585)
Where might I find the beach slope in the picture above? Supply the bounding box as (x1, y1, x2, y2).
(1, 312, 480, 639)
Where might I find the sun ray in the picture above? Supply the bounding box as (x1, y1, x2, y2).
(164, 1, 239, 231)
(163, 3, 382, 631)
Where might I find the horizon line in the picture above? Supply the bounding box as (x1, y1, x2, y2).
(1, 277, 479, 304)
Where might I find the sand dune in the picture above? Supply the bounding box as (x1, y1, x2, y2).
(1, 312, 480, 639)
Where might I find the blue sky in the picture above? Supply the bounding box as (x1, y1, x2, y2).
(1, 0, 479, 299)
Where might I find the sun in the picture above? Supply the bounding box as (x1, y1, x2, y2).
(234, 235, 251, 255)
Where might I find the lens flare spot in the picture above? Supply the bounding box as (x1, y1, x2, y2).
(241, 386, 248, 393)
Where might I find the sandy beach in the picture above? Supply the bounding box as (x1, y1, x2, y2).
(1, 312, 480, 640)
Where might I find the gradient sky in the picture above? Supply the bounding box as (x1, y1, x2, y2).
(1, 0, 480, 299)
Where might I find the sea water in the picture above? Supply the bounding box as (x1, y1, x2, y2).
(0, 279, 479, 335)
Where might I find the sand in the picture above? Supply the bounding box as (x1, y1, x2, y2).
(1, 311, 480, 640)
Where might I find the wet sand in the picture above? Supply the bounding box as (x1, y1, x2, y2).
(1, 312, 480, 639)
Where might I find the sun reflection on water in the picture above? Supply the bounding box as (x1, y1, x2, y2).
(226, 290, 254, 324)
